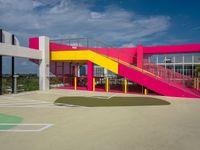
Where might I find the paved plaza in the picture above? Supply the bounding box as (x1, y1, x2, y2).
(0, 89, 200, 150)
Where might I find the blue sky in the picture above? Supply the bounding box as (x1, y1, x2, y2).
(0, 0, 200, 73)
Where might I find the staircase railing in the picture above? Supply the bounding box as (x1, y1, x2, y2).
(142, 59, 193, 88)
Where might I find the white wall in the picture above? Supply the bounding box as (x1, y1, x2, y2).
(2, 30, 20, 45)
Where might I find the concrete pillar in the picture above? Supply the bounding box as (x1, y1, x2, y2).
(39, 36, 50, 90)
(137, 45, 144, 68)
(87, 61, 94, 91)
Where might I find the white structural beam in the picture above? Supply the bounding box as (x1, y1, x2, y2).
(0, 43, 42, 59)
(39, 36, 50, 91)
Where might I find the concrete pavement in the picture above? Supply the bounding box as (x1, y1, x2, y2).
(0, 89, 200, 150)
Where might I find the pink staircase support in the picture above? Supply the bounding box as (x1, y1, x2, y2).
(137, 45, 144, 68)
(118, 63, 199, 98)
(87, 61, 94, 91)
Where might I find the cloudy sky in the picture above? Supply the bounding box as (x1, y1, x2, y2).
(0, 0, 200, 73)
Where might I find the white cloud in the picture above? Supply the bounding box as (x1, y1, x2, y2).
(0, 0, 171, 73)
(0, 0, 170, 46)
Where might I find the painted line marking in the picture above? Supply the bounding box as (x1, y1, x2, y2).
(0, 123, 54, 132)
(107, 94, 116, 99)
(0, 102, 51, 105)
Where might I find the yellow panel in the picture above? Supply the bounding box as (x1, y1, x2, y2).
(51, 50, 156, 77)
(51, 50, 118, 74)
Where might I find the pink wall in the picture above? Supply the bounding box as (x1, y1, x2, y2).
(143, 44, 200, 54)
(50, 42, 87, 51)
(29, 37, 39, 50)
(29, 37, 39, 64)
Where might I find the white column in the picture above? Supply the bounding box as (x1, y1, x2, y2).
(104, 68, 108, 77)
(39, 36, 49, 90)
(77, 64, 80, 77)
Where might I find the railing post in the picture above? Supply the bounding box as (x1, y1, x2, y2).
(156, 55, 159, 78)
(182, 55, 185, 86)
(194, 78, 197, 89)
(86, 38, 89, 48)
(144, 88, 148, 95)
(106, 78, 109, 92)
(93, 77, 95, 92)
(74, 77, 77, 90)
(124, 78, 127, 94)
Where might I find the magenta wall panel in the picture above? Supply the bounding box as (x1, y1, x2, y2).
(50, 42, 87, 51)
(29, 37, 39, 64)
(29, 37, 39, 50)
(87, 61, 94, 91)
(143, 44, 200, 54)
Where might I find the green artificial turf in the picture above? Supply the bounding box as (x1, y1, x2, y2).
(55, 96, 170, 107)
(0, 113, 23, 130)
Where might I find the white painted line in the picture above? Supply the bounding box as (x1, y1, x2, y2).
(54, 102, 83, 107)
(0, 105, 65, 108)
(0, 102, 52, 106)
(0, 123, 54, 132)
(0, 97, 49, 103)
(107, 94, 116, 99)
(0, 100, 39, 103)
(37, 124, 54, 131)
(0, 101, 51, 105)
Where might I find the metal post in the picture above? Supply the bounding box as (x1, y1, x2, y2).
(0, 29, 2, 42)
(11, 34, 15, 93)
(124, 78, 127, 94)
(0, 29, 2, 95)
(74, 77, 77, 90)
(164, 56, 166, 79)
(182, 55, 184, 86)
(106, 78, 109, 92)
(173, 56, 175, 81)
(86, 38, 89, 48)
(144, 88, 148, 95)
(13, 75, 19, 94)
(192, 56, 194, 78)
(93, 77, 95, 92)
(156, 55, 159, 77)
